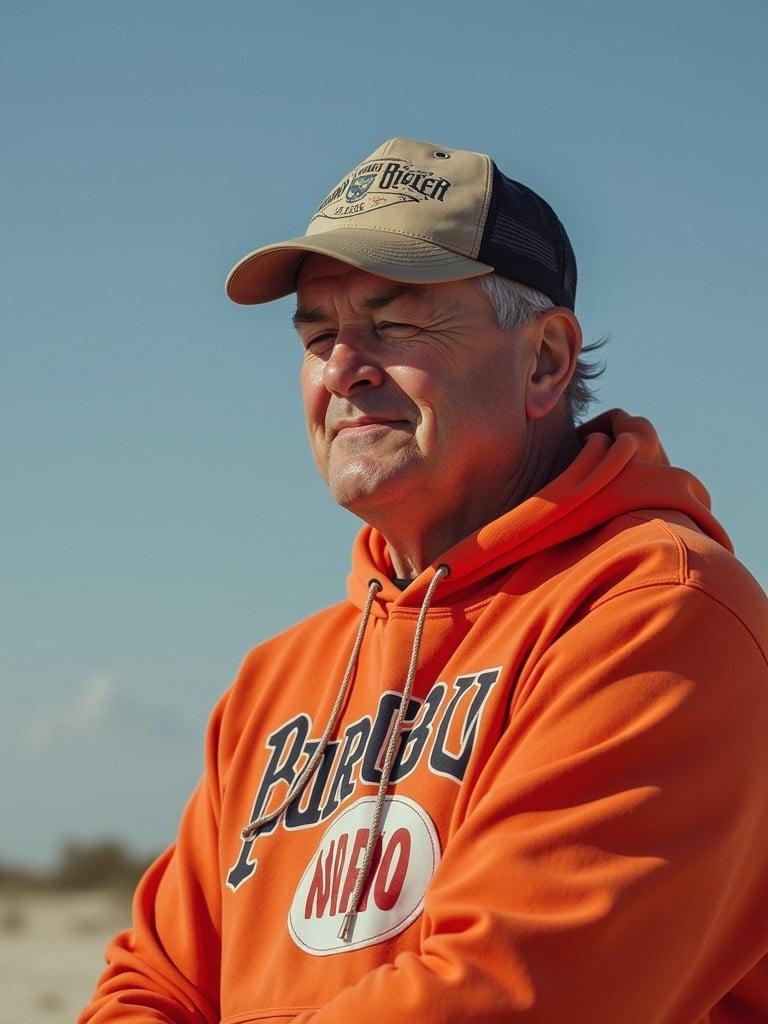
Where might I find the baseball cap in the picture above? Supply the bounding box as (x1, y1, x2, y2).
(225, 137, 577, 310)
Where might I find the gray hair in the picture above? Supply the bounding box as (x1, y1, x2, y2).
(476, 274, 606, 423)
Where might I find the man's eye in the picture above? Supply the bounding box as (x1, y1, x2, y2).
(378, 321, 418, 336)
(305, 332, 336, 352)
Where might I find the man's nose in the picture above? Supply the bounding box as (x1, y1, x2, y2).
(321, 330, 384, 396)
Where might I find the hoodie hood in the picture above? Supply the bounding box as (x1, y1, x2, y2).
(348, 410, 732, 614)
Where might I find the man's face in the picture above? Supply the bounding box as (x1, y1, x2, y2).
(295, 255, 532, 524)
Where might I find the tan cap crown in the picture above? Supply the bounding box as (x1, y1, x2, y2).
(225, 138, 496, 304)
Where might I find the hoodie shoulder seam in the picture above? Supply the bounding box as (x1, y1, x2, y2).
(624, 511, 688, 583)
(588, 580, 768, 670)
(681, 581, 768, 669)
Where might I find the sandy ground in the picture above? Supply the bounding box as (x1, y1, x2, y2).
(0, 889, 130, 1024)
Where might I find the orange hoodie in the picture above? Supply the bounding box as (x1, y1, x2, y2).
(80, 411, 768, 1024)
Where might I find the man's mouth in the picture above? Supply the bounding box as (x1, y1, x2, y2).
(333, 417, 410, 437)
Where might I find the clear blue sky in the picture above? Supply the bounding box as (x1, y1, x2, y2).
(2, 0, 766, 867)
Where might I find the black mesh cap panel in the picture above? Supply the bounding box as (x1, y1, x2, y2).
(478, 165, 577, 310)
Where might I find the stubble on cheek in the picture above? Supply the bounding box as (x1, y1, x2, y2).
(307, 427, 333, 490)
(301, 360, 330, 478)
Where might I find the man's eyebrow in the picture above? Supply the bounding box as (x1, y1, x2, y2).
(292, 306, 328, 329)
(292, 285, 430, 330)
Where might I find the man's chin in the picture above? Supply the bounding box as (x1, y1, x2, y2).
(327, 460, 417, 517)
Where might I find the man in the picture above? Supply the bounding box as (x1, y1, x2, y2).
(80, 139, 768, 1022)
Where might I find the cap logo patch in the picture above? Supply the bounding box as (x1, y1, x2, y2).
(345, 173, 376, 203)
(287, 795, 440, 956)
(313, 156, 453, 221)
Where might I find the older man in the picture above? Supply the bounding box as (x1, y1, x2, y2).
(81, 139, 768, 1023)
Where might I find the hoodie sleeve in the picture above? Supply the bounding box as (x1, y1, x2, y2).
(294, 582, 768, 1024)
(77, 689, 229, 1024)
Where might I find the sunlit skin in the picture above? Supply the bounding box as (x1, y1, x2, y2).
(295, 254, 583, 579)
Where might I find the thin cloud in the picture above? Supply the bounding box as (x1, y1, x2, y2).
(23, 672, 112, 753)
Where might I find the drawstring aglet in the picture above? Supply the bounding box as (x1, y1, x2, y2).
(337, 911, 355, 942)
(241, 823, 260, 841)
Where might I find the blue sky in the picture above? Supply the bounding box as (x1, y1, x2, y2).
(2, 0, 766, 867)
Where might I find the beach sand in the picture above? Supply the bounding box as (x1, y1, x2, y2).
(0, 888, 130, 1024)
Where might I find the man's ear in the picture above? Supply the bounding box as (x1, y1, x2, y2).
(525, 309, 582, 420)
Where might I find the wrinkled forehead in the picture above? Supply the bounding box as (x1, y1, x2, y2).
(296, 253, 415, 301)
(296, 252, 356, 289)
(294, 255, 445, 318)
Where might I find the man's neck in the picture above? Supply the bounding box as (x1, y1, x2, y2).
(384, 423, 581, 580)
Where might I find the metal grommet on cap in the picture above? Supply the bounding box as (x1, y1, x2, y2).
(432, 150, 450, 159)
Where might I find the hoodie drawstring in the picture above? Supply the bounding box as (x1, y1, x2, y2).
(239, 563, 450, 944)
(240, 577, 382, 843)
(338, 563, 450, 941)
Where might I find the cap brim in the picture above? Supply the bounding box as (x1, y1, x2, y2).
(225, 228, 493, 305)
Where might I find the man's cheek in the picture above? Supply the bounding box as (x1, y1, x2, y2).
(307, 428, 331, 479)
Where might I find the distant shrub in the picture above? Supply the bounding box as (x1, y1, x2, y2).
(0, 899, 26, 932)
(0, 839, 155, 894)
(0, 862, 44, 892)
(52, 839, 154, 893)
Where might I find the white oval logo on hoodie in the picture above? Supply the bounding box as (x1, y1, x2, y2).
(288, 795, 441, 956)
